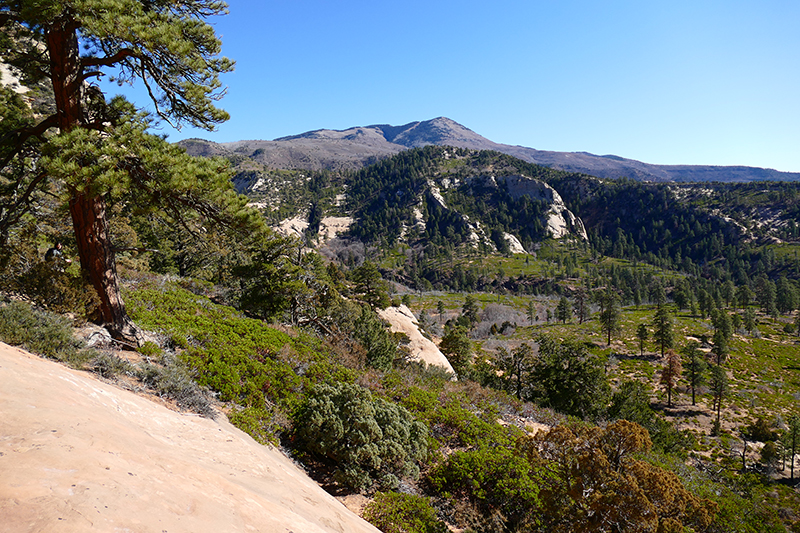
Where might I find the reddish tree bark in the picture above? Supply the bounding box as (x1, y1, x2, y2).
(68, 192, 142, 343)
(46, 13, 82, 132)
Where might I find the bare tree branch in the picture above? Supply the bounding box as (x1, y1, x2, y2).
(81, 49, 137, 69)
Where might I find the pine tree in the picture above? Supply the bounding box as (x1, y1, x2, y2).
(652, 306, 674, 357)
(659, 349, 682, 407)
(351, 261, 391, 309)
(744, 307, 757, 334)
(573, 286, 589, 324)
(786, 415, 800, 481)
(461, 294, 479, 329)
(776, 276, 797, 315)
(711, 328, 729, 365)
(1, 0, 236, 343)
(555, 296, 571, 324)
(636, 323, 648, 357)
(681, 341, 707, 405)
(526, 299, 536, 326)
(736, 284, 753, 310)
(439, 325, 472, 378)
(497, 343, 535, 400)
(597, 290, 621, 346)
(756, 275, 778, 317)
(710, 365, 728, 435)
(722, 280, 736, 308)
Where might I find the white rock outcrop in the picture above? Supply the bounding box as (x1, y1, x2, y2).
(498, 175, 588, 240)
(504, 232, 527, 254)
(377, 305, 455, 375)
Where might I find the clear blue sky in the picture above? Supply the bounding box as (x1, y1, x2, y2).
(106, 1, 800, 172)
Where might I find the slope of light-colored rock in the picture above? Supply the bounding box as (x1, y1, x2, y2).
(377, 305, 454, 374)
(0, 342, 379, 533)
(499, 174, 588, 240)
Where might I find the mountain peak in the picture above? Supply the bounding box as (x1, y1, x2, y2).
(370, 117, 496, 150)
(179, 118, 800, 182)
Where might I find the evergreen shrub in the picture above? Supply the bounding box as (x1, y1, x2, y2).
(15, 261, 99, 319)
(91, 352, 133, 379)
(126, 286, 305, 408)
(293, 381, 428, 492)
(227, 405, 286, 445)
(429, 445, 541, 528)
(363, 492, 447, 533)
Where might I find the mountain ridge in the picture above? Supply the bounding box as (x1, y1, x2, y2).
(179, 117, 800, 182)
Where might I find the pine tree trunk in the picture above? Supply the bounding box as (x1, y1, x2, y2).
(69, 193, 143, 344)
(47, 12, 82, 132)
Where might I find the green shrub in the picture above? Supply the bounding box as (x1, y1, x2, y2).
(363, 492, 447, 533)
(429, 445, 540, 528)
(293, 381, 428, 492)
(14, 261, 99, 319)
(352, 304, 397, 371)
(227, 405, 287, 445)
(125, 286, 309, 410)
(608, 380, 694, 455)
(0, 301, 88, 366)
(425, 394, 516, 448)
(137, 340, 162, 358)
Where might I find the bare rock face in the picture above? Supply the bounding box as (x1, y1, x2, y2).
(0, 343, 379, 533)
(497, 174, 588, 241)
(377, 305, 455, 375)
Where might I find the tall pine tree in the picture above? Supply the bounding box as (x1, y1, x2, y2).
(0, 0, 237, 343)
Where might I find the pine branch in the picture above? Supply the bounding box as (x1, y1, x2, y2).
(0, 114, 58, 171)
(0, 170, 48, 235)
(81, 49, 138, 69)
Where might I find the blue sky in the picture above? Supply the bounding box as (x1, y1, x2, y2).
(107, 1, 800, 172)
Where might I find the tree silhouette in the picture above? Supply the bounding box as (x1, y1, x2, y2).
(636, 323, 648, 357)
(555, 296, 571, 324)
(710, 365, 728, 435)
(597, 290, 621, 346)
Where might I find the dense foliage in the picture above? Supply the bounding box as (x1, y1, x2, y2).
(363, 492, 447, 533)
(293, 381, 428, 492)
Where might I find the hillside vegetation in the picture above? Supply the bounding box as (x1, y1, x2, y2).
(4, 138, 800, 531)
